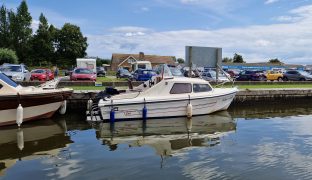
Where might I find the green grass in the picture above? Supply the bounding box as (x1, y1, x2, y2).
(96, 76, 127, 82)
(217, 83, 312, 89)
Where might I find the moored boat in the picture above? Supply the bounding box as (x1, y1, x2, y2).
(0, 72, 73, 126)
(97, 66, 237, 121)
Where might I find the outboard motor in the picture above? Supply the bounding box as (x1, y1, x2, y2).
(94, 87, 120, 103)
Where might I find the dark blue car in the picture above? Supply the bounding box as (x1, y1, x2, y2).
(133, 69, 157, 81)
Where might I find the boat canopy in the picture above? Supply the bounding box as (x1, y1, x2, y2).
(0, 72, 18, 88)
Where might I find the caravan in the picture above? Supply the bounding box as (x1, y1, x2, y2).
(76, 58, 96, 73)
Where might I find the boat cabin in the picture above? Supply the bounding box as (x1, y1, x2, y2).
(0, 72, 20, 94)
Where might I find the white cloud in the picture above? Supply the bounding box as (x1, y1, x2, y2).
(264, 0, 279, 5)
(87, 4, 312, 64)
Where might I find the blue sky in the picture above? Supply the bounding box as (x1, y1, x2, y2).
(1, 0, 312, 64)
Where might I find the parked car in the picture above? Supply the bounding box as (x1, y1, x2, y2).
(70, 68, 96, 81)
(201, 70, 230, 82)
(283, 70, 312, 81)
(226, 69, 240, 78)
(116, 68, 132, 79)
(169, 67, 184, 77)
(64, 68, 74, 76)
(30, 69, 54, 81)
(266, 70, 283, 81)
(0, 63, 31, 81)
(96, 67, 106, 77)
(236, 70, 267, 81)
(132, 69, 157, 81)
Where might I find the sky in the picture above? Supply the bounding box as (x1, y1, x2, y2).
(1, 0, 312, 64)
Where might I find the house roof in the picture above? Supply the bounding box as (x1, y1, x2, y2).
(111, 53, 176, 66)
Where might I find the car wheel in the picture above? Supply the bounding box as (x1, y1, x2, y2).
(283, 77, 288, 81)
(277, 77, 283, 82)
(299, 78, 305, 81)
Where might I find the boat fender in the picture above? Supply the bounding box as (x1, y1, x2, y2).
(142, 98, 147, 121)
(17, 129, 24, 150)
(110, 109, 115, 123)
(87, 98, 93, 112)
(187, 103, 192, 118)
(16, 104, 23, 127)
(186, 95, 192, 118)
(59, 100, 67, 115)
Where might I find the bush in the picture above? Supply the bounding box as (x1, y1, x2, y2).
(0, 48, 18, 65)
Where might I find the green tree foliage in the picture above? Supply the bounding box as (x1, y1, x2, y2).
(0, 48, 18, 65)
(233, 53, 245, 63)
(268, 58, 283, 64)
(222, 57, 233, 63)
(0, 5, 10, 48)
(9, 1, 32, 63)
(96, 57, 110, 66)
(31, 13, 54, 65)
(177, 58, 185, 64)
(56, 23, 88, 66)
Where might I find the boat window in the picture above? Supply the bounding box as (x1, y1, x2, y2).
(170, 83, 192, 94)
(0, 73, 18, 87)
(193, 84, 212, 93)
(0, 83, 2, 89)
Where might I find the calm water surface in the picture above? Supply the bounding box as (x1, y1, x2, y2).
(1, 102, 312, 180)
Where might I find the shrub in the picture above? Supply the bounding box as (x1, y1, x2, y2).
(0, 48, 18, 65)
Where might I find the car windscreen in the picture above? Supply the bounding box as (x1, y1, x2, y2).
(1, 65, 22, 72)
(31, 69, 45, 73)
(0, 72, 18, 87)
(207, 71, 226, 77)
(75, 69, 92, 74)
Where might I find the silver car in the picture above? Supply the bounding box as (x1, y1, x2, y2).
(0, 64, 31, 81)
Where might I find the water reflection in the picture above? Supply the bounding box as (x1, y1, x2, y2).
(0, 118, 73, 176)
(229, 100, 312, 119)
(94, 111, 236, 157)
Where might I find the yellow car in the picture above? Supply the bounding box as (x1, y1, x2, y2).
(266, 70, 283, 81)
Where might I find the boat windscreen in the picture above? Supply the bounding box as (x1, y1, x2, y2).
(0, 72, 18, 87)
(159, 64, 173, 77)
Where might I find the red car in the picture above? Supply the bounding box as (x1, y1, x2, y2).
(30, 69, 54, 81)
(70, 68, 96, 81)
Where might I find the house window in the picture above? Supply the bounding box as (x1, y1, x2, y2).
(170, 83, 192, 94)
(193, 84, 212, 93)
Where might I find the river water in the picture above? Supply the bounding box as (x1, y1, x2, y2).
(1, 101, 312, 180)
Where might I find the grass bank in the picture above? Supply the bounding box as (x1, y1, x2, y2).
(67, 83, 312, 90)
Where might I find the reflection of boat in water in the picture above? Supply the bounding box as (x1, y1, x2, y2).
(0, 119, 73, 176)
(94, 111, 236, 156)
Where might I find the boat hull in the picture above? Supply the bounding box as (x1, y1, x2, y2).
(99, 92, 236, 120)
(0, 90, 72, 126)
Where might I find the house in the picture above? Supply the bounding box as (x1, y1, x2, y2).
(110, 52, 176, 71)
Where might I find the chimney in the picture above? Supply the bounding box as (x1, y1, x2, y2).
(139, 52, 144, 61)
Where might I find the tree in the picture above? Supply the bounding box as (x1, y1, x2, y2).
(96, 57, 110, 66)
(31, 13, 54, 66)
(222, 57, 233, 63)
(9, 1, 32, 64)
(177, 58, 185, 64)
(0, 48, 18, 65)
(56, 23, 88, 66)
(0, 5, 10, 48)
(268, 58, 283, 64)
(233, 53, 245, 63)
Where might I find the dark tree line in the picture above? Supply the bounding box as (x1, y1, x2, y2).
(0, 1, 88, 67)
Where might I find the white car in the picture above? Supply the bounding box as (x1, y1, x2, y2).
(201, 70, 231, 82)
(0, 64, 31, 81)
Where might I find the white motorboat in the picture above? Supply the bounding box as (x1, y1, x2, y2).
(97, 66, 238, 121)
(0, 72, 73, 126)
